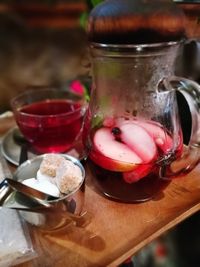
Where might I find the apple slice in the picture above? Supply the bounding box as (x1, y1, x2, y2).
(91, 127, 142, 172)
(135, 120, 173, 153)
(117, 118, 173, 154)
(90, 150, 139, 172)
(119, 122, 157, 163)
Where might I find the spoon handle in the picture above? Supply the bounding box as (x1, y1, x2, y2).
(19, 143, 28, 165)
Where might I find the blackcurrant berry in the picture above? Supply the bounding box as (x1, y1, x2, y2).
(111, 127, 121, 136)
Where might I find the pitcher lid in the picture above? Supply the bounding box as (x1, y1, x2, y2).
(87, 0, 186, 45)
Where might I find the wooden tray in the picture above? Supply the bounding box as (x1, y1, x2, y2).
(15, 164, 200, 267)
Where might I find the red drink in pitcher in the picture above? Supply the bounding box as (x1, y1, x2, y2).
(85, 117, 183, 202)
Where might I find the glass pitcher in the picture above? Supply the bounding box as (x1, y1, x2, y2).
(83, 41, 200, 203)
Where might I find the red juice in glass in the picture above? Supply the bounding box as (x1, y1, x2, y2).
(84, 117, 183, 202)
(11, 88, 86, 154)
(16, 99, 83, 153)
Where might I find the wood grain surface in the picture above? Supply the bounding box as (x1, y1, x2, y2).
(14, 164, 200, 267)
(1, 116, 200, 267)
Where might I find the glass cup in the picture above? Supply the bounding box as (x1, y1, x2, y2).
(11, 87, 87, 154)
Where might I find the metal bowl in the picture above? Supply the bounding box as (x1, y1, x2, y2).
(13, 154, 85, 230)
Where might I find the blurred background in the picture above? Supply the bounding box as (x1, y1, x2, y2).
(0, 1, 199, 266)
(0, 0, 91, 112)
(0, 0, 199, 112)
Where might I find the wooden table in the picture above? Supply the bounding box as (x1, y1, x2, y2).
(1, 116, 200, 267)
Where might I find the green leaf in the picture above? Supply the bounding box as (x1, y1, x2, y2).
(91, 114, 103, 129)
(79, 12, 89, 29)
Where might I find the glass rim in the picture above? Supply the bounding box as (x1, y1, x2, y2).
(11, 87, 85, 118)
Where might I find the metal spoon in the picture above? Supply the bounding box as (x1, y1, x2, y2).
(0, 178, 59, 210)
(0, 178, 90, 227)
(13, 128, 29, 164)
(13, 128, 27, 147)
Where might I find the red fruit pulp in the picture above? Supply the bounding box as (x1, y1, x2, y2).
(16, 99, 83, 153)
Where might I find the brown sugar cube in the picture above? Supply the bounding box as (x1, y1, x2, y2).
(39, 154, 66, 178)
(55, 159, 83, 194)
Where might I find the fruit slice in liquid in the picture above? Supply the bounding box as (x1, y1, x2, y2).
(91, 127, 142, 172)
(88, 119, 174, 202)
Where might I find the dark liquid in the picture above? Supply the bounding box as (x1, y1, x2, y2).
(84, 117, 183, 203)
(17, 99, 83, 153)
(88, 158, 171, 203)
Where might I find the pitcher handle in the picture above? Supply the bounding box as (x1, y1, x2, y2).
(161, 76, 200, 177)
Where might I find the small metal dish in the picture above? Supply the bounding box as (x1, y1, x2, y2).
(13, 154, 85, 230)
